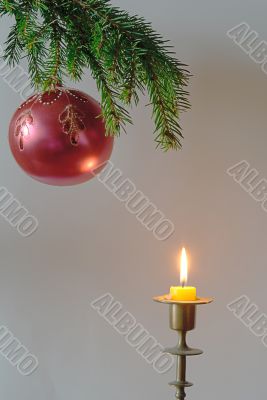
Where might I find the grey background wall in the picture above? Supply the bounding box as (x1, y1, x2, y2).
(0, 0, 267, 399)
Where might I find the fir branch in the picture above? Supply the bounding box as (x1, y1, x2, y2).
(143, 59, 183, 150)
(89, 53, 132, 135)
(0, 0, 191, 150)
(4, 24, 23, 65)
(64, 9, 132, 134)
(120, 44, 144, 106)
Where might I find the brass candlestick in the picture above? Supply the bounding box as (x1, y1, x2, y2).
(153, 295, 213, 400)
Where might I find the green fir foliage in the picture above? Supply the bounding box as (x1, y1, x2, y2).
(0, 0, 191, 150)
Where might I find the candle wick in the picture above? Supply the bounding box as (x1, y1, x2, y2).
(182, 282, 185, 288)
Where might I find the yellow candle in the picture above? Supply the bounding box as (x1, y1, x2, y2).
(169, 247, 197, 301)
(170, 286, 197, 301)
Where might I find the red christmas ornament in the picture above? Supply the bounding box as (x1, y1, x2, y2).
(9, 87, 114, 186)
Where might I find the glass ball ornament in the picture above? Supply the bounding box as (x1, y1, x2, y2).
(8, 87, 114, 186)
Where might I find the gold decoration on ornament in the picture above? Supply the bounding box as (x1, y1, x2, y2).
(59, 105, 85, 146)
(15, 111, 33, 150)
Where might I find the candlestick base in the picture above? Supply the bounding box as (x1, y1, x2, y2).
(153, 295, 213, 400)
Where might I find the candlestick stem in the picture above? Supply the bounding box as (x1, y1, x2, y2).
(153, 295, 213, 400)
(174, 331, 188, 400)
(178, 330, 187, 348)
(164, 305, 201, 399)
(176, 349, 187, 399)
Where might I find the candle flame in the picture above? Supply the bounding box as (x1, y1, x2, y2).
(180, 247, 188, 287)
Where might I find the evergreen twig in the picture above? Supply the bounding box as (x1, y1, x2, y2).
(0, 0, 191, 150)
